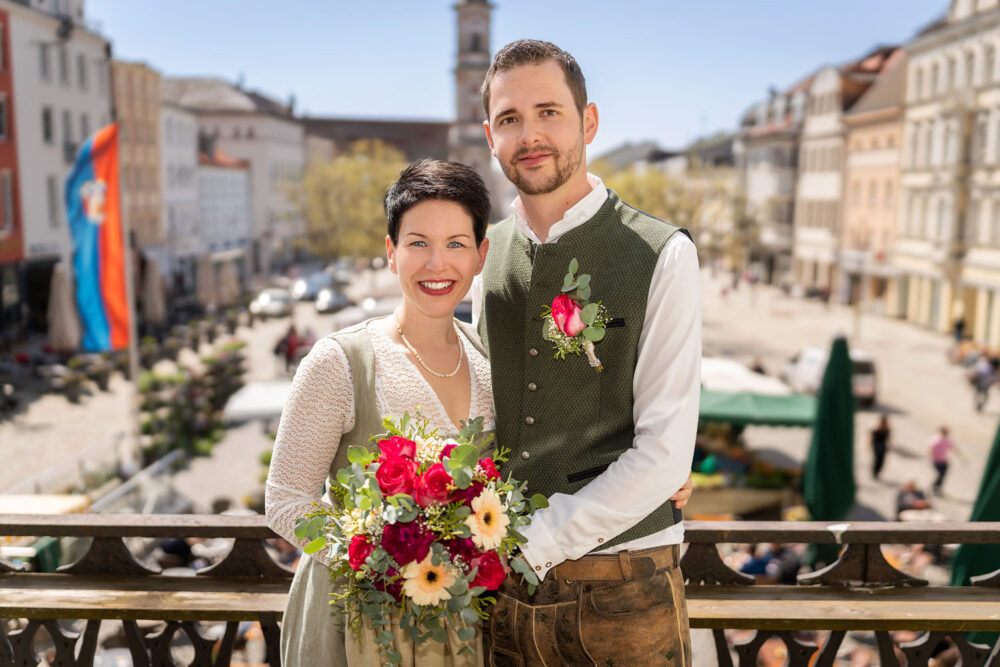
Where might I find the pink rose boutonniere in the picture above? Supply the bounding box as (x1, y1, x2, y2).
(540, 258, 608, 371)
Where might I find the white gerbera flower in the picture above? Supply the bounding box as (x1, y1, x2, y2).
(465, 487, 510, 550)
(401, 553, 457, 606)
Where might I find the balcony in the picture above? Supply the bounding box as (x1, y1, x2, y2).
(1, 515, 999, 666)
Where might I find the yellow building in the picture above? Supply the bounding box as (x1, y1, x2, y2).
(111, 61, 163, 260)
(841, 49, 906, 314)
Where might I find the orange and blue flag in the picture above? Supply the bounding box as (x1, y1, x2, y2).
(65, 123, 130, 351)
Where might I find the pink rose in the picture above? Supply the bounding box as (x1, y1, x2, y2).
(413, 463, 455, 507)
(348, 535, 374, 571)
(376, 456, 418, 496)
(551, 294, 585, 337)
(479, 458, 501, 481)
(470, 551, 507, 590)
(378, 436, 416, 460)
(439, 442, 458, 461)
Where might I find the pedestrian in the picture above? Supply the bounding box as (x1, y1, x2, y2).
(972, 354, 994, 412)
(870, 413, 892, 480)
(896, 479, 932, 519)
(953, 315, 966, 344)
(927, 426, 965, 495)
(749, 356, 767, 375)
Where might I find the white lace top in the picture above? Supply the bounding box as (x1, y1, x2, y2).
(265, 320, 495, 564)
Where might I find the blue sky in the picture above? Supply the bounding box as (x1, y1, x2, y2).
(89, 0, 946, 156)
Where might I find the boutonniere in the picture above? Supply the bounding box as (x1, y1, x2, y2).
(540, 258, 608, 372)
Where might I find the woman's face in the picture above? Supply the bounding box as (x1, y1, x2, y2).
(387, 199, 489, 322)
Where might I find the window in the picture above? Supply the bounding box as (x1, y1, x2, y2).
(932, 62, 940, 96)
(61, 109, 72, 144)
(885, 181, 894, 208)
(947, 57, 956, 91)
(915, 68, 924, 100)
(968, 199, 981, 242)
(967, 51, 976, 87)
(975, 114, 988, 163)
(80, 113, 89, 141)
(937, 199, 949, 239)
(869, 181, 878, 207)
(987, 46, 996, 84)
(76, 53, 86, 90)
(853, 181, 862, 206)
(41, 106, 53, 144)
(39, 43, 50, 81)
(910, 124, 919, 167)
(233, 126, 241, 139)
(887, 134, 896, 148)
(46, 175, 59, 228)
(247, 126, 255, 139)
(0, 171, 12, 236)
(97, 63, 107, 94)
(57, 45, 68, 85)
(983, 200, 994, 243)
(0, 96, 7, 140)
(992, 198, 1000, 243)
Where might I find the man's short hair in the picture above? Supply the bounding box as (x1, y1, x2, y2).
(481, 39, 588, 118)
(384, 159, 491, 246)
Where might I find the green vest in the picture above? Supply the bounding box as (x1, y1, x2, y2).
(326, 317, 490, 479)
(479, 191, 688, 551)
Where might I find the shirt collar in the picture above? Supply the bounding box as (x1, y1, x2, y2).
(511, 173, 609, 244)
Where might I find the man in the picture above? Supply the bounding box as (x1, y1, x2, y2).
(472, 40, 699, 665)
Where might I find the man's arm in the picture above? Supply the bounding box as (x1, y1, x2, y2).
(470, 274, 483, 327)
(519, 234, 701, 579)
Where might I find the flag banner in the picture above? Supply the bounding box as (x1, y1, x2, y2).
(65, 123, 129, 352)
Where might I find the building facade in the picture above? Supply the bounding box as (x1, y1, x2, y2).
(842, 49, 906, 313)
(112, 60, 164, 266)
(893, 0, 1000, 338)
(6, 0, 112, 332)
(737, 78, 809, 284)
(162, 78, 304, 276)
(160, 101, 198, 290)
(0, 6, 24, 337)
(197, 146, 251, 283)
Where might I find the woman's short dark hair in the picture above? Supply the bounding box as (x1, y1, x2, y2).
(384, 160, 491, 246)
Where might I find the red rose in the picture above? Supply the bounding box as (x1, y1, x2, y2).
(444, 537, 480, 564)
(413, 463, 454, 507)
(470, 551, 506, 590)
(551, 294, 585, 337)
(348, 534, 374, 571)
(376, 456, 418, 496)
(378, 436, 416, 460)
(381, 520, 434, 566)
(479, 458, 501, 481)
(454, 480, 485, 507)
(439, 442, 458, 461)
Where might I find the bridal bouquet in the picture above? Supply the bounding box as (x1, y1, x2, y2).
(295, 414, 546, 662)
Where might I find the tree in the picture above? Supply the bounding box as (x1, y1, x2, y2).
(296, 139, 408, 260)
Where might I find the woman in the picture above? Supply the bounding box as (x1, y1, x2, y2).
(266, 159, 492, 666)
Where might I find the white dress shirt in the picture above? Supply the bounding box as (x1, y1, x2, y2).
(471, 174, 701, 580)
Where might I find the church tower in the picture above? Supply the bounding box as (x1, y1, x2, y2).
(448, 1, 494, 204)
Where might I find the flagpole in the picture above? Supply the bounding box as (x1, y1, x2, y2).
(108, 57, 143, 470)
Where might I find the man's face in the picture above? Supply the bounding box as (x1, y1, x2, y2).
(484, 60, 598, 196)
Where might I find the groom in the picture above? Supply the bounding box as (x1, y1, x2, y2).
(472, 40, 700, 665)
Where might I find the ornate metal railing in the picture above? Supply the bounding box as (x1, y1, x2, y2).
(1, 516, 999, 666)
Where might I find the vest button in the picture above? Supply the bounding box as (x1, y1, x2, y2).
(527, 382, 537, 391)
(529, 348, 538, 356)
(521, 451, 530, 460)
(525, 416, 535, 425)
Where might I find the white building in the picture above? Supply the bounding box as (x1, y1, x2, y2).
(161, 78, 304, 277)
(160, 101, 198, 287)
(5, 0, 112, 328)
(197, 146, 251, 279)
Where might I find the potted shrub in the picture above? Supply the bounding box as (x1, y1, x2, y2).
(90, 354, 112, 391)
(62, 357, 89, 404)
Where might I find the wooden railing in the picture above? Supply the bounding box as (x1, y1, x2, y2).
(1, 515, 999, 666)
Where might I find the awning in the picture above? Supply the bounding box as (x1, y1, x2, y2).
(701, 357, 792, 395)
(699, 388, 815, 428)
(223, 380, 292, 422)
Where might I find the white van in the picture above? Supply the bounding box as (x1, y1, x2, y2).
(779, 346, 878, 407)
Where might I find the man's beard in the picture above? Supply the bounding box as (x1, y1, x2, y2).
(502, 134, 585, 196)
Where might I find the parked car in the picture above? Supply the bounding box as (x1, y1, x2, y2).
(249, 287, 294, 318)
(315, 287, 352, 314)
(292, 271, 333, 301)
(326, 258, 356, 287)
(779, 346, 878, 407)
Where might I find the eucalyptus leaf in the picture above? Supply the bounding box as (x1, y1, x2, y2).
(561, 274, 576, 292)
(568, 258, 579, 275)
(541, 320, 553, 341)
(530, 493, 550, 510)
(387, 650, 403, 664)
(580, 303, 600, 325)
(457, 626, 477, 642)
(336, 468, 352, 486)
(460, 606, 480, 625)
(293, 517, 309, 539)
(583, 326, 605, 342)
(303, 536, 326, 554)
(347, 446, 370, 464)
(576, 273, 590, 289)
(452, 468, 472, 489)
(451, 444, 478, 464)
(578, 285, 591, 301)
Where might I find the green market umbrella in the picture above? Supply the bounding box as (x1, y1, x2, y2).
(949, 418, 1000, 648)
(802, 337, 856, 566)
(699, 388, 816, 428)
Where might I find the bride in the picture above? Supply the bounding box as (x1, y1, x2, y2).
(265, 159, 493, 666)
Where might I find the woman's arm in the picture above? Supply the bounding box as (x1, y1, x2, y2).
(265, 337, 355, 566)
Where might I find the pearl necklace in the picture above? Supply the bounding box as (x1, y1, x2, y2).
(397, 319, 464, 378)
